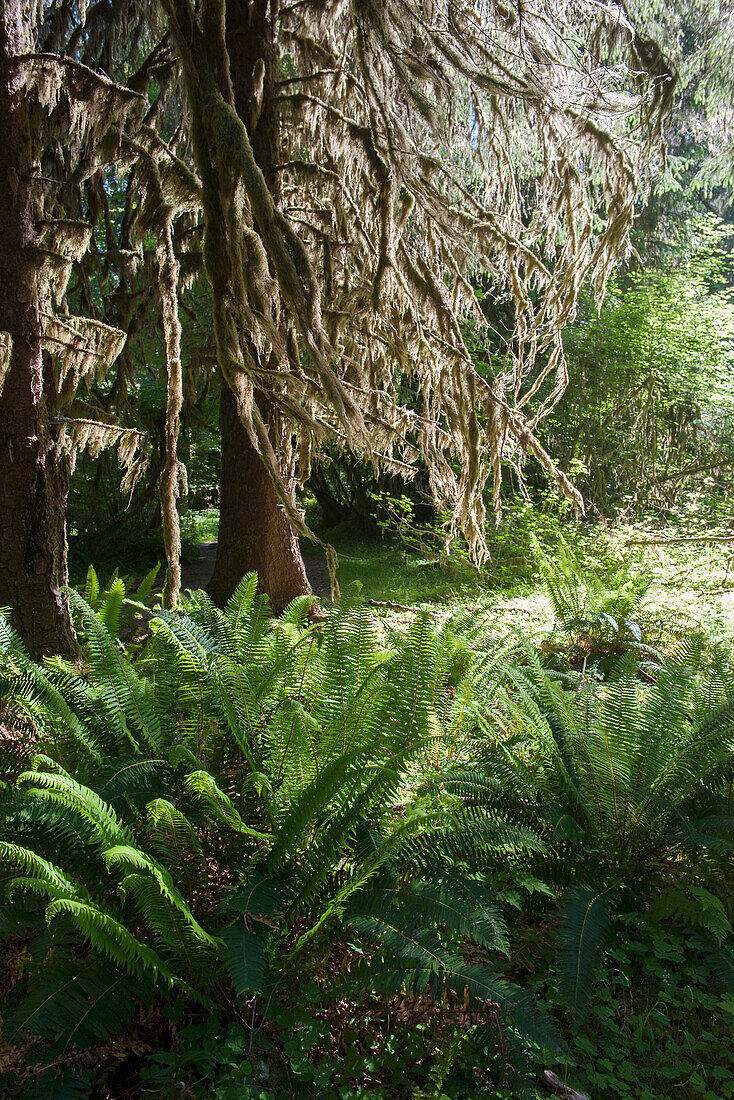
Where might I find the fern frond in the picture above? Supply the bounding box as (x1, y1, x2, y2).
(183, 770, 272, 841)
(17, 770, 132, 848)
(557, 882, 616, 1022)
(649, 885, 732, 944)
(84, 564, 100, 607)
(0, 842, 78, 895)
(5, 957, 149, 1050)
(68, 589, 162, 754)
(220, 920, 267, 995)
(44, 896, 173, 982)
(103, 843, 221, 960)
(147, 797, 203, 869)
(99, 576, 126, 638)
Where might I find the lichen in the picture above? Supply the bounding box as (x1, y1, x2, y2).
(0, 332, 13, 398)
(157, 212, 186, 607)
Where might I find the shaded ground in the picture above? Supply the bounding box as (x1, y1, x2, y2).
(180, 542, 331, 599)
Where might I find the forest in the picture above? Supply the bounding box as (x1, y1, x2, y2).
(1, 1, 734, 1097)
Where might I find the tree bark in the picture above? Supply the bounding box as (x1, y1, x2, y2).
(207, 379, 311, 610)
(205, 0, 312, 611)
(0, 7, 77, 658)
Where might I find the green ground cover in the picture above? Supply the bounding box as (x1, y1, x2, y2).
(180, 509, 734, 643)
(15, 508, 730, 1099)
(3, 558, 734, 1100)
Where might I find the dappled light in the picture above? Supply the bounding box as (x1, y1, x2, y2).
(0, 1, 733, 1097)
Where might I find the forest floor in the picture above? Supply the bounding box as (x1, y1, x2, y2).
(178, 539, 333, 599)
(177, 512, 734, 644)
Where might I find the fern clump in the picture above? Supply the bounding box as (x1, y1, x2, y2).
(5, 572, 731, 1095)
(472, 637, 734, 1022)
(0, 577, 553, 1097)
(534, 537, 662, 678)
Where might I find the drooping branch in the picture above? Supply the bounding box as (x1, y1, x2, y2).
(159, 0, 672, 572)
(41, 314, 127, 406)
(9, 32, 205, 570)
(52, 416, 148, 491)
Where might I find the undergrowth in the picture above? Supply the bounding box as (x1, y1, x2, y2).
(2, 541, 734, 1098)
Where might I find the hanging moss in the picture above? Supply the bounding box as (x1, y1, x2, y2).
(41, 315, 127, 408)
(0, 332, 13, 398)
(158, 0, 672, 571)
(54, 417, 147, 491)
(157, 213, 186, 608)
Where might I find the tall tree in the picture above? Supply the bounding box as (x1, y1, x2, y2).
(626, 0, 734, 260)
(163, 0, 673, 607)
(0, 0, 673, 651)
(206, 0, 312, 607)
(0, 3, 149, 655)
(0, 2, 199, 654)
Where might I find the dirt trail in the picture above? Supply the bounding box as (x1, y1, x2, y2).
(179, 543, 331, 599)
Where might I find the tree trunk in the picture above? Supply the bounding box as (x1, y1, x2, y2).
(206, 0, 312, 610)
(207, 379, 311, 610)
(0, 8, 77, 658)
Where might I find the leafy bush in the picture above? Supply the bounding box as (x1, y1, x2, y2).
(140, 993, 526, 1099)
(547, 234, 734, 517)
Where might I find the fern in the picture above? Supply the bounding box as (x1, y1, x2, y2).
(44, 896, 173, 982)
(99, 575, 127, 637)
(5, 956, 149, 1051)
(468, 638, 734, 1026)
(102, 845, 222, 953)
(219, 920, 267, 995)
(649, 885, 733, 944)
(1, 582, 598, 1089)
(68, 590, 163, 754)
(557, 882, 616, 1022)
(84, 564, 101, 607)
(183, 769, 272, 840)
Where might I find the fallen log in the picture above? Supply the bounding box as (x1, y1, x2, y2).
(541, 1070, 592, 1100)
(625, 534, 734, 546)
(365, 598, 421, 613)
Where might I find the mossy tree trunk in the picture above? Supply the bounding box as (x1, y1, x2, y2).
(207, 380, 311, 609)
(206, 0, 312, 610)
(0, 5, 77, 658)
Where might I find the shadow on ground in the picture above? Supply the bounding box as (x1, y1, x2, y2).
(179, 542, 331, 600)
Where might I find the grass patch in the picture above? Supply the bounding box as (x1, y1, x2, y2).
(69, 508, 734, 644)
(324, 537, 489, 606)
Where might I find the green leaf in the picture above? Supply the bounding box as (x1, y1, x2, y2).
(220, 920, 267, 995)
(557, 882, 616, 1023)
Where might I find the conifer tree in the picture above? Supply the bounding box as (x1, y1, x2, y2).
(0, 0, 673, 648)
(164, 0, 673, 605)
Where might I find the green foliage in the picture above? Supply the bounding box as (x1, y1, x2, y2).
(534, 537, 661, 677)
(139, 999, 522, 1100)
(536, 916, 734, 1100)
(475, 637, 734, 1024)
(549, 228, 734, 516)
(4, 558, 734, 1097)
(0, 580, 550, 1097)
(557, 883, 616, 1022)
(78, 562, 160, 640)
(536, 537, 651, 634)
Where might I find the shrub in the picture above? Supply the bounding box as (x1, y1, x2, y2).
(470, 638, 734, 1021)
